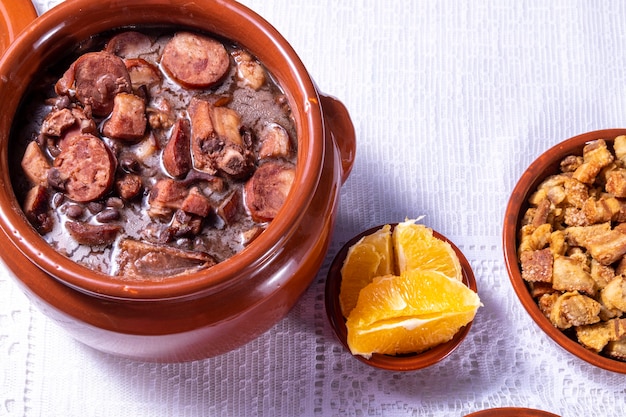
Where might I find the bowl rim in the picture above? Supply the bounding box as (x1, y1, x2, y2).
(0, 0, 325, 300)
(325, 223, 478, 372)
(503, 128, 626, 374)
(0, 0, 37, 57)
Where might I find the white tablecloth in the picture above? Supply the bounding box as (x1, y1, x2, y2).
(3, 1, 626, 416)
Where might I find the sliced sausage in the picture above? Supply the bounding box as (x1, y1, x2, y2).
(52, 134, 116, 203)
(102, 93, 147, 140)
(244, 161, 296, 222)
(105, 31, 155, 59)
(161, 32, 230, 89)
(115, 238, 216, 278)
(66, 221, 121, 245)
(162, 118, 191, 177)
(56, 51, 132, 116)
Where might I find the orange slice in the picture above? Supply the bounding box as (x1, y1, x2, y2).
(339, 224, 393, 317)
(346, 269, 481, 358)
(393, 219, 462, 280)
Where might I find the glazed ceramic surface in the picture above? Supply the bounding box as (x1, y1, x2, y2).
(503, 129, 626, 374)
(325, 224, 477, 371)
(464, 408, 560, 417)
(0, 0, 355, 361)
(0, 0, 37, 57)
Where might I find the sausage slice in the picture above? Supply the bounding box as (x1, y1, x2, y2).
(244, 161, 295, 222)
(105, 31, 155, 59)
(52, 134, 116, 202)
(56, 51, 132, 116)
(161, 32, 230, 88)
(162, 118, 192, 177)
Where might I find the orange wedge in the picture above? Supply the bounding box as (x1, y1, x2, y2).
(393, 219, 462, 280)
(339, 224, 393, 317)
(346, 269, 481, 358)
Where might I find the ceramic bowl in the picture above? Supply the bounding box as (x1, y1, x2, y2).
(325, 224, 477, 371)
(503, 129, 626, 374)
(464, 408, 560, 417)
(0, 0, 355, 362)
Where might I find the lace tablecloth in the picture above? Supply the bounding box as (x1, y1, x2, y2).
(2, 1, 626, 416)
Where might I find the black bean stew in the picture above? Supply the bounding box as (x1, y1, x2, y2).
(11, 29, 297, 280)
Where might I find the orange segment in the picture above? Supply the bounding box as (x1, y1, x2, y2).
(339, 224, 393, 317)
(393, 219, 462, 280)
(346, 269, 481, 358)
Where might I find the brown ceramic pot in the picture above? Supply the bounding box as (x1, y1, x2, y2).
(0, 0, 356, 362)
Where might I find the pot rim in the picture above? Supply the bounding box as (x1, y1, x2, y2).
(0, 0, 324, 300)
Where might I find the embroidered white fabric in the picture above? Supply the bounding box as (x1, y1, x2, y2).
(3, 1, 626, 416)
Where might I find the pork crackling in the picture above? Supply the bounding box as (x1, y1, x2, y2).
(519, 137, 626, 360)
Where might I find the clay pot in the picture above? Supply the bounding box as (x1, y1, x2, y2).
(503, 129, 626, 374)
(0, 0, 355, 362)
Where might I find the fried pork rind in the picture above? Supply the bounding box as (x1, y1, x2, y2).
(520, 249, 553, 283)
(600, 276, 626, 312)
(576, 318, 626, 352)
(572, 139, 614, 185)
(605, 338, 626, 360)
(518, 136, 626, 361)
(549, 291, 601, 329)
(552, 256, 596, 297)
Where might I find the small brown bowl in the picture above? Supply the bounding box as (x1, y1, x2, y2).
(325, 224, 477, 371)
(503, 129, 626, 374)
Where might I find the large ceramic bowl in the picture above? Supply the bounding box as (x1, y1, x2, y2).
(503, 129, 626, 374)
(0, 0, 355, 362)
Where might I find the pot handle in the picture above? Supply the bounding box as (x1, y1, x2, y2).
(319, 93, 356, 184)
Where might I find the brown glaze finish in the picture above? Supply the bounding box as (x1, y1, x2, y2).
(0, 0, 356, 361)
(464, 408, 560, 417)
(503, 129, 626, 374)
(325, 224, 477, 371)
(0, 0, 37, 57)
